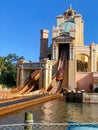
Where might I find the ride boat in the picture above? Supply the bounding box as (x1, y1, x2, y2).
(56, 67, 64, 81)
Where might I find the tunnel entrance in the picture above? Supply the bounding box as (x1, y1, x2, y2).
(59, 44, 69, 60)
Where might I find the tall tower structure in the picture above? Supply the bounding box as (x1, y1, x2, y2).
(39, 6, 98, 92)
(52, 6, 84, 89)
(40, 29, 49, 61)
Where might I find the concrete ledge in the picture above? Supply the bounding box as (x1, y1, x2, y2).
(0, 94, 60, 116)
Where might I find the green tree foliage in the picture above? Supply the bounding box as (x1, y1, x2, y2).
(0, 53, 25, 88)
(0, 56, 6, 74)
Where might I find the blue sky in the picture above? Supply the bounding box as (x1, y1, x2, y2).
(0, 0, 98, 62)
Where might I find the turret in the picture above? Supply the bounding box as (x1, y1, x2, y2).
(52, 6, 84, 46)
(40, 29, 49, 61)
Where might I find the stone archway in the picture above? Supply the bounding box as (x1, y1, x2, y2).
(76, 54, 90, 72)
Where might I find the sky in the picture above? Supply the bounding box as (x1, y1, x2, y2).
(0, 0, 98, 62)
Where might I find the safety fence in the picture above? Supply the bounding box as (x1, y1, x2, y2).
(0, 122, 98, 130)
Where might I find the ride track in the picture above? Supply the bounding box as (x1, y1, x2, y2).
(0, 49, 69, 116)
(0, 49, 68, 100)
(0, 68, 44, 100)
(49, 49, 68, 94)
(9, 70, 40, 98)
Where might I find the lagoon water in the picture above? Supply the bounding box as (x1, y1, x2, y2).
(0, 98, 98, 124)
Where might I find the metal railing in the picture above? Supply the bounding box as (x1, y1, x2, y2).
(0, 122, 98, 130)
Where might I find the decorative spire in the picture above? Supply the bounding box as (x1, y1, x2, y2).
(70, 4, 72, 9)
(63, 5, 77, 19)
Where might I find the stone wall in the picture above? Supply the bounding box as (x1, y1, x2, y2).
(76, 72, 93, 92)
(83, 93, 98, 103)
